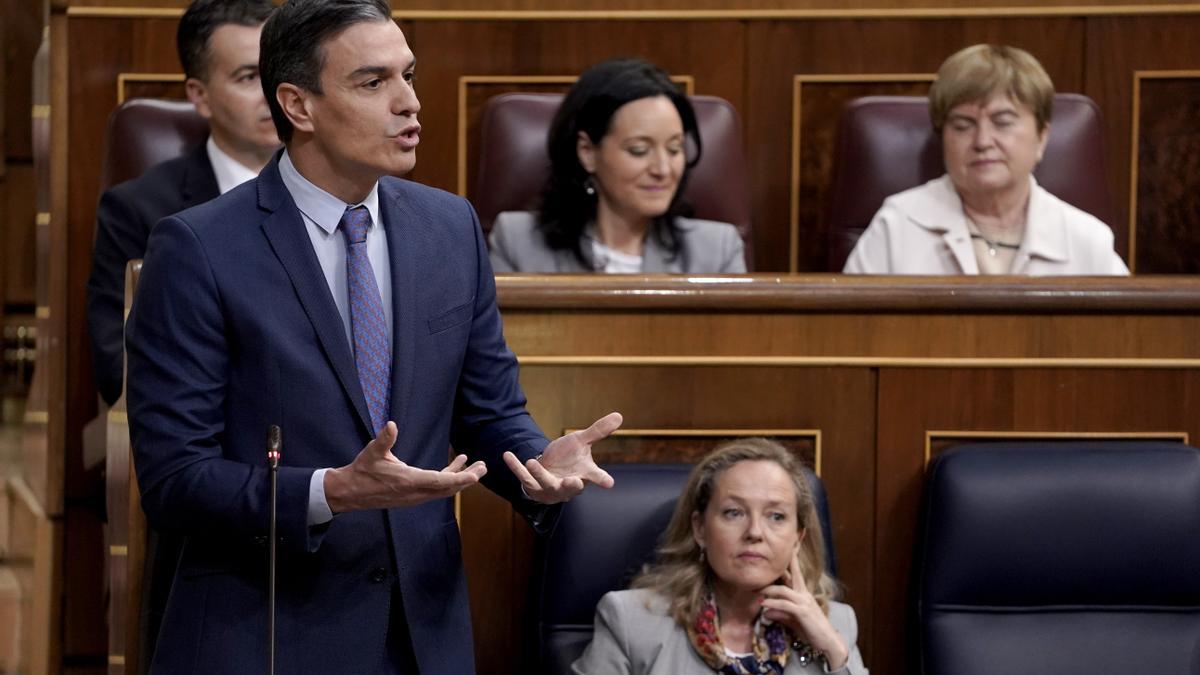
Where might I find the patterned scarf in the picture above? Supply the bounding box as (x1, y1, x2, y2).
(685, 591, 792, 674)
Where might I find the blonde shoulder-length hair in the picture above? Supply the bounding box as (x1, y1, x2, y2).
(631, 437, 839, 627)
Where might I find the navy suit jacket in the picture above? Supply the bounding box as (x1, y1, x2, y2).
(87, 142, 219, 406)
(126, 155, 549, 674)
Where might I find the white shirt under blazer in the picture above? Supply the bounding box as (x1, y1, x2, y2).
(843, 175, 1130, 276)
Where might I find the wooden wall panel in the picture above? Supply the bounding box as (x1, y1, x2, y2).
(1085, 15, 1200, 273)
(60, 0, 1200, 10)
(4, 165, 38, 308)
(1131, 75, 1200, 273)
(62, 505, 105, 660)
(120, 78, 184, 103)
(593, 431, 817, 466)
(3, 0, 42, 160)
(2, 0, 42, 332)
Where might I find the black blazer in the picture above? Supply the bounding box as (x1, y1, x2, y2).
(86, 141, 219, 406)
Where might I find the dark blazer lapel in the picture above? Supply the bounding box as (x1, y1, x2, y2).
(257, 158, 375, 437)
(179, 140, 221, 208)
(378, 180, 417, 438)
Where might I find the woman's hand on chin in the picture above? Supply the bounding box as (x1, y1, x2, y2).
(759, 554, 849, 670)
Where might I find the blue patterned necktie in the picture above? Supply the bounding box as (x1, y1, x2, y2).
(340, 206, 391, 434)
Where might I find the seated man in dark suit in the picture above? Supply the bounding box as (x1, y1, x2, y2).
(86, 0, 280, 407)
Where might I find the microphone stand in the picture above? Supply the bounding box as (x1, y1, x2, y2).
(267, 425, 281, 675)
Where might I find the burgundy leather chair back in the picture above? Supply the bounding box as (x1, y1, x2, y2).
(825, 93, 1116, 271)
(475, 93, 754, 269)
(101, 98, 209, 190)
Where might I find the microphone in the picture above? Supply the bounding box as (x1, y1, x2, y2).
(267, 425, 281, 675)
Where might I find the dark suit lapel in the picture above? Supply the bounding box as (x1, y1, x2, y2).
(257, 158, 375, 437)
(378, 181, 417, 438)
(179, 141, 221, 208)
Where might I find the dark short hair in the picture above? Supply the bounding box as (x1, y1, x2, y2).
(260, 0, 392, 143)
(176, 0, 275, 81)
(538, 58, 702, 268)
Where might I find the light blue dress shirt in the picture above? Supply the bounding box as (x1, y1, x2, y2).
(278, 151, 392, 526)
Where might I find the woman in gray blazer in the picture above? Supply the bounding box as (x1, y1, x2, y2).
(573, 439, 868, 675)
(488, 58, 746, 274)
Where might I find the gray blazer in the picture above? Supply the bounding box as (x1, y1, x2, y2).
(488, 211, 747, 273)
(573, 589, 869, 675)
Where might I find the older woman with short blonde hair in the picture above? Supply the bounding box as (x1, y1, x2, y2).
(572, 439, 868, 674)
(844, 44, 1128, 276)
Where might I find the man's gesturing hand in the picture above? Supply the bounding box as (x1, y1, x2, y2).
(324, 421, 487, 513)
(503, 412, 622, 504)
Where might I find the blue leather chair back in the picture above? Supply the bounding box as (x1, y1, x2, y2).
(916, 441, 1200, 675)
(529, 462, 836, 675)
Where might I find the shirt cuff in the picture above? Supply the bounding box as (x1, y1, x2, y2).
(307, 468, 334, 526)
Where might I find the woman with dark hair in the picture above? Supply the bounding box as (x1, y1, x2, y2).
(488, 58, 746, 273)
(573, 439, 868, 674)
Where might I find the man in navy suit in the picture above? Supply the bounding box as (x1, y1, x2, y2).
(87, 0, 279, 407)
(126, 0, 620, 672)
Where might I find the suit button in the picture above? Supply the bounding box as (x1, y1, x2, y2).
(369, 567, 388, 583)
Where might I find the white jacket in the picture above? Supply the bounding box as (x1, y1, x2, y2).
(843, 175, 1129, 275)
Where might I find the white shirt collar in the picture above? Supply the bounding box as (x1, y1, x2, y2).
(278, 149, 381, 235)
(205, 136, 261, 194)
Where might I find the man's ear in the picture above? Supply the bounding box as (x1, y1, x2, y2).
(277, 82, 315, 135)
(185, 78, 212, 120)
(576, 131, 597, 174)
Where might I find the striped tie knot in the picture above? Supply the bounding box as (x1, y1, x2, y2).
(340, 206, 371, 245)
